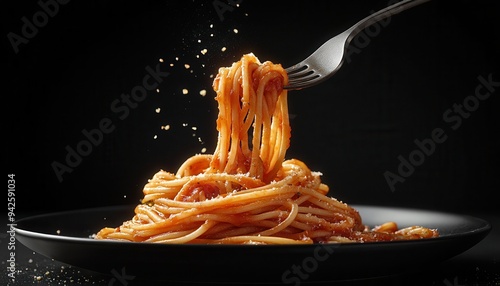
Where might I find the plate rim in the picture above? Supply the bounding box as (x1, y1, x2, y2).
(13, 204, 492, 282)
(13, 204, 492, 248)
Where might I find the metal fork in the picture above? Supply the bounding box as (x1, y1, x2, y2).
(285, 0, 431, 90)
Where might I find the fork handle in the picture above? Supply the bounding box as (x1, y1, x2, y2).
(345, 0, 431, 41)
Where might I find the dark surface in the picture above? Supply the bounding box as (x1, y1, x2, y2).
(3, 0, 499, 213)
(3, 0, 500, 285)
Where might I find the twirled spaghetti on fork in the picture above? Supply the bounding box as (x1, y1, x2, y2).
(95, 53, 438, 244)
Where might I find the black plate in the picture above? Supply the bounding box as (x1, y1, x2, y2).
(14, 205, 491, 284)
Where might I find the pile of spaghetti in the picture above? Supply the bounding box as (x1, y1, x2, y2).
(95, 53, 438, 244)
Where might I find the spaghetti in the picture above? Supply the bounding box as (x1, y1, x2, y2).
(95, 53, 438, 244)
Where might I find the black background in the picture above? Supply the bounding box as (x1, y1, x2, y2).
(4, 0, 500, 217)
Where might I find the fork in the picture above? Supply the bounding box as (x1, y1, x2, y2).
(285, 0, 431, 90)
